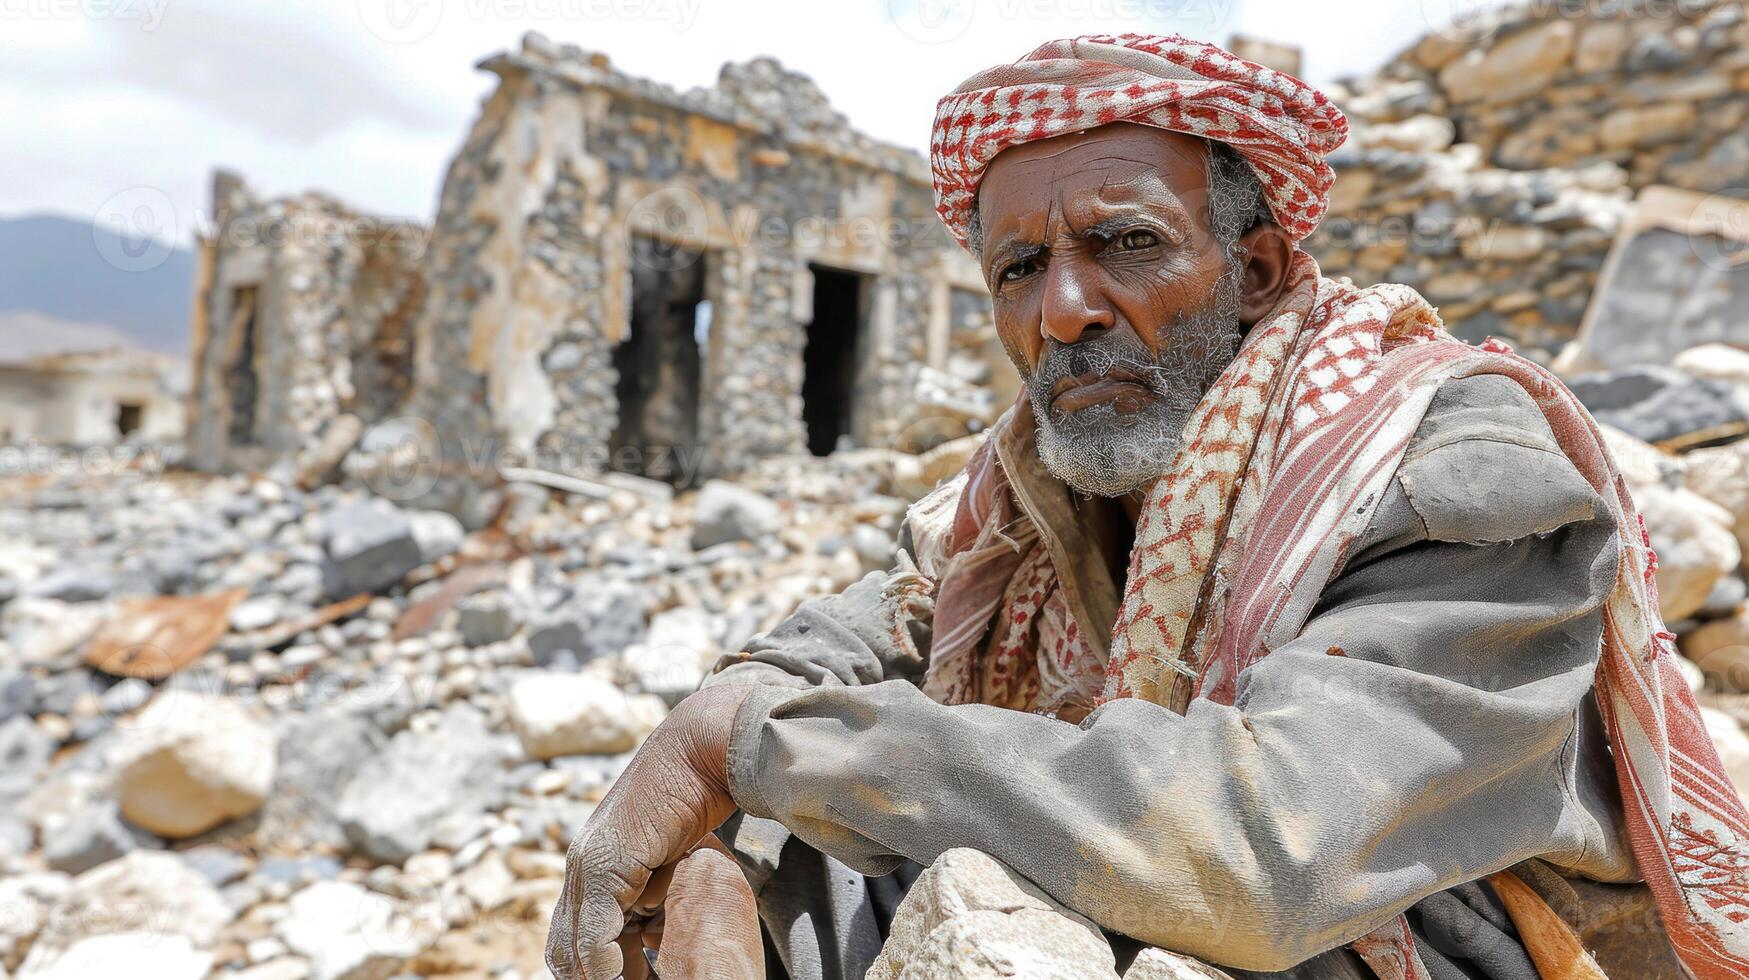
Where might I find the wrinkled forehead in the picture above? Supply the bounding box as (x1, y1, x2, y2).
(975, 124, 1212, 235)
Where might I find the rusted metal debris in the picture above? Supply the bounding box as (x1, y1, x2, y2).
(392, 562, 507, 642)
(84, 588, 247, 680)
(249, 592, 374, 651)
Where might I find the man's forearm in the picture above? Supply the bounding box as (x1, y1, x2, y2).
(703, 565, 934, 691)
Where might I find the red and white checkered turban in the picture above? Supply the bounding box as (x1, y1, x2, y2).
(930, 33, 1348, 250)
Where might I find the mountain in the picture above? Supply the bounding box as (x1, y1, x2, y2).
(0, 213, 196, 357)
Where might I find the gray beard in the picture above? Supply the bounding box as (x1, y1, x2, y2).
(1028, 271, 1245, 498)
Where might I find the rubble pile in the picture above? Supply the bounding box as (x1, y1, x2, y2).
(0, 452, 920, 979)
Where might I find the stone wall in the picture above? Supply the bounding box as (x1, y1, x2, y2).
(406, 35, 989, 501)
(187, 171, 426, 473)
(1306, 0, 1749, 363)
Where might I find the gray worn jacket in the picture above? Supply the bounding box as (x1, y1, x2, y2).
(705, 375, 1661, 976)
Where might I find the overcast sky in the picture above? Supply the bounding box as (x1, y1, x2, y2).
(1, 0, 1503, 247)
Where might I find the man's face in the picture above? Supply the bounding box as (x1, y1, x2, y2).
(976, 124, 1247, 497)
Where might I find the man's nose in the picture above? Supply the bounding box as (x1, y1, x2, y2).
(1039, 257, 1115, 345)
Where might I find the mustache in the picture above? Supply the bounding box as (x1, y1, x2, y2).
(1030, 330, 1165, 397)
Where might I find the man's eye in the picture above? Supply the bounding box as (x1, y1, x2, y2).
(999, 259, 1038, 283)
(1117, 229, 1159, 250)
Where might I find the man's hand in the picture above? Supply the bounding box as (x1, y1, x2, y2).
(545, 683, 763, 978)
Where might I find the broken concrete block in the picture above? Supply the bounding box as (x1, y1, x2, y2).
(320, 501, 423, 598)
(508, 672, 665, 759)
(868, 848, 1118, 980)
(115, 692, 276, 838)
(689, 480, 782, 550)
(1123, 948, 1237, 979)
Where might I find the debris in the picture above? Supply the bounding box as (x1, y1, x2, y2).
(83, 588, 246, 680)
(508, 673, 666, 759)
(115, 693, 277, 838)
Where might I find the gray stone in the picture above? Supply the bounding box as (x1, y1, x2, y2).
(23, 567, 117, 603)
(277, 880, 422, 980)
(526, 580, 652, 668)
(1703, 574, 1749, 619)
(100, 677, 152, 715)
(0, 715, 54, 801)
(337, 703, 515, 863)
(1567, 367, 1749, 446)
(258, 708, 385, 852)
(689, 480, 783, 550)
(0, 667, 33, 723)
(45, 802, 138, 875)
(319, 501, 423, 598)
(33, 670, 95, 717)
(145, 548, 198, 594)
(456, 593, 516, 647)
(0, 813, 34, 857)
(256, 855, 344, 886)
(180, 844, 251, 887)
(407, 509, 465, 565)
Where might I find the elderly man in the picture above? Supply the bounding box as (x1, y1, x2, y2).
(548, 35, 1749, 979)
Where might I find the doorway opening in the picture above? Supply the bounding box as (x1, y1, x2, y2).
(611, 237, 708, 485)
(116, 402, 144, 438)
(802, 264, 868, 456)
(227, 286, 260, 446)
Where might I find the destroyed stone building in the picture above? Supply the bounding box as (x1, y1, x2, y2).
(186, 172, 427, 474)
(0, 347, 185, 447)
(408, 38, 996, 490)
(190, 39, 997, 503)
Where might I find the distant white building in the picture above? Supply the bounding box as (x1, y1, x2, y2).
(0, 347, 186, 446)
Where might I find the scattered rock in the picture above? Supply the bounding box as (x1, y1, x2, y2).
(1635, 483, 1741, 622)
(621, 606, 716, 705)
(0, 715, 54, 802)
(320, 501, 423, 598)
(868, 848, 1118, 980)
(508, 673, 666, 759)
(115, 692, 277, 838)
(277, 881, 425, 980)
(181, 843, 253, 887)
(456, 592, 516, 647)
(690, 480, 782, 549)
(338, 703, 514, 863)
(44, 801, 139, 875)
(1568, 367, 1749, 448)
(1683, 606, 1749, 692)
(1671, 343, 1749, 386)
(408, 509, 465, 565)
(21, 932, 214, 980)
(526, 581, 652, 668)
(35, 851, 231, 958)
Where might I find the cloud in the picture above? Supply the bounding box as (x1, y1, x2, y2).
(5, 0, 449, 142)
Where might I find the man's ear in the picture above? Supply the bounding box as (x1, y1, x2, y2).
(1235, 222, 1294, 326)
